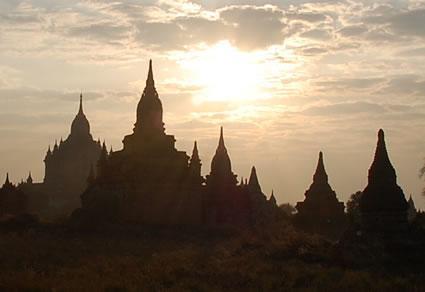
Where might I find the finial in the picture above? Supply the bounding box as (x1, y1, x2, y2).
(79, 92, 83, 114)
(269, 190, 277, 205)
(27, 171, 33, 184)
(313, 151, 328, 183)
(218, 126, 225, 150)
(248, 166, 261, 192)
(368, 128, 396, 184)
(146, 59, 154, 86)
(5, 172, 10, 184)
(378, 128, 384, 141)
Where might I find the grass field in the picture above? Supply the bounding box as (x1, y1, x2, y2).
(0, 221, 424, 291)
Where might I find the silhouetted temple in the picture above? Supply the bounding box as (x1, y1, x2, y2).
(43, 94, 102, 213)
(17, 172, 48, 215)
(360, 129, 408, 232)
(0, 174, 28, 217)
(78, 60, 203, 225)
(204, 127, 246, 225)
(295, 152, 346, 236)
(74, 60, 278, 227)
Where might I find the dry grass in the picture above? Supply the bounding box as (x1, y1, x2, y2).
(0, 222, 423, 291)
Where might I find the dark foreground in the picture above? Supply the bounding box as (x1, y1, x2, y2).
(0, 221, 424, 292)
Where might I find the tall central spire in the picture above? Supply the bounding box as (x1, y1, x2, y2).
(368, 129, 396, 185)
(135, 60, 164, 135)
(313, 151, 328, 183)
(147, 59, 154, 87)
(218, 126, 226, 152)
(79, 92, 83, 114)
(70, 92, 90, 138)
(210, 127, 233, 177)
(248, 166, 262, 193)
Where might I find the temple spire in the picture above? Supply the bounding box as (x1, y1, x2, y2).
(79, 92, 83, 114)
(269, 190, 277, 206)
(191, 141, 200, 162)
(218, 126, 225, 151)
(133, 59, 164, 135)
(27, 171, 33, 184)
(368, 129, 396, 184)
(146, 59, 154, 87)
(248, 166, 262, 192)
(5, 173, 10, 185)
(313, 151, 328, 183)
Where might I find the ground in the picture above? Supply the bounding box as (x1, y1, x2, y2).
(0, 221, 424, 291)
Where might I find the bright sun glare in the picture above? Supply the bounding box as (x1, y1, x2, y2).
(179, 41, 272, 104)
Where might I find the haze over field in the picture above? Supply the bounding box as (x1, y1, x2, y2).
(1, 0, 425, 209)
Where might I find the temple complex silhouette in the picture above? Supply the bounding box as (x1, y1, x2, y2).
(73, 61, 278, 227)
(0, 60, 419, 237)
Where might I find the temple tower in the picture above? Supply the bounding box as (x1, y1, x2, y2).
(360, 129, 408, 232)
(78, 60, 202, 226)
(295, 152, 346, 236)
(43, 93, 102, 213)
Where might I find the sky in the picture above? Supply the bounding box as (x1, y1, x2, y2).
(1, 0, 425, 209)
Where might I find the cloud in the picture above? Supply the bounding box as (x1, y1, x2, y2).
(286, 11, 328, 23)
(219, 5, 285, 50)
(338, 25, 368, 37)
(0, 87, 104, 103)
(314, 78, 385, 90)
(300, 28, 332, 40)
(378, 75, 425, 97)
(67, 22, 132, 43)
(389, 9, 425, 38)
(302, 102, 387, 116)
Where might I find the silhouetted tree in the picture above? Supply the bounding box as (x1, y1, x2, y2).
(346, 191, 362, 225)
(279, 203, 296, 216)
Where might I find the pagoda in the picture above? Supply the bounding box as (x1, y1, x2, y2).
(78, 60, 203, 225)
(295, 152, 346, 236)
(204, 127, 247, 226)
(359, 129, 408, 232)
(42, 93, 102, 213)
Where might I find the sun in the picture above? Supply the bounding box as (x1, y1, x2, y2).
(177, 41, 272, 104)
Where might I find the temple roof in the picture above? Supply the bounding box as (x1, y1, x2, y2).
(70, 93, 91, 138)
(190, 141, 201, 164)
(135, 60, 164, 134)
(26, 172, 33, 184)
(248, 166, 262, 193)
(269, 190, 277, 205)
(2, 173, 14, 189)
(368, 129, 396, 185)
(299, 151, 340, 203)
(313, 151, 328, 184)
(210, 127, 233, 177)
(360, 129, 407, 212)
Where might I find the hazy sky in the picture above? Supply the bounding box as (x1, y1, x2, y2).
(1, 0, 425, 209)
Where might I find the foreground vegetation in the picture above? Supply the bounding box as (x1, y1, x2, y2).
(0, 219, 424, 291)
